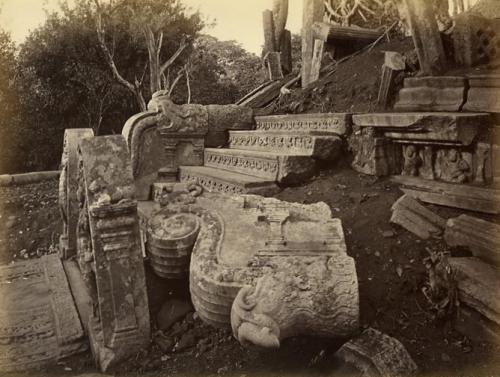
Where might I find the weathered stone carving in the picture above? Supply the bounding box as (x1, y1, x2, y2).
(59, 128, 94, 259)
(255, 113, 351, 135)
(350, 113, 495, 185)
(0, 255, 86, 371)
(122, 91, 254, 199)
(334, 327, 418, 376)
(76, 135, 150, 371)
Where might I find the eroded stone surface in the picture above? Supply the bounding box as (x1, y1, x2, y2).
(0, 254, 86, 372)
(463, 75, 500, 114)
(394, 76, 466, 112)
(77, 135, 150, 371)
(59, 128, 94, 259)
(450, 257, 500, 326)
(334, 328, 418, 376)
(445, 215, 500, 266)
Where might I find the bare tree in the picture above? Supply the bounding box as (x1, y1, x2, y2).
(93, 0, 190, 111)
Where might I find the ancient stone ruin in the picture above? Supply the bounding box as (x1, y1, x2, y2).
(3, 0, 500, 375)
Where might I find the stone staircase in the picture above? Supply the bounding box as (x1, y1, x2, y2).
(179, 113, 350, 195)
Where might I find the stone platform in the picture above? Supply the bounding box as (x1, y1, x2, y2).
(0, 254, 86, 371)
(179, 113, 349, 195)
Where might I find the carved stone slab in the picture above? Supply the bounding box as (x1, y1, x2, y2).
(445, 215, 500, 266)
(334, 328, 418, 376)
(228, 130, 343, 160)
(254, 113, 351, 136)
(450, 257, 500, 326)
(394, 76, 466, 112)
(463, 75, 500, 114)
(204, 148, 316, 184)
(391, 194, 446, 239)
(78, 135, 150, 371)
(352, 112, 491, 146)
(179, 166, 280, 196)
(0, 254, 86, 372)
(392, 175, 500, 214)
(59, 128, 94, 259)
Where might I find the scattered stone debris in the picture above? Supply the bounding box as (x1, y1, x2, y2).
(449, 257, 500, 326)
(334, 327, 418, 376)
(445, 214, 500, 266)
(391, 194, 446, 239)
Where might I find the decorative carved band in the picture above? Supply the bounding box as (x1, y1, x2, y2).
(205, 151, 278, 179)
(229, 134, 314, 152)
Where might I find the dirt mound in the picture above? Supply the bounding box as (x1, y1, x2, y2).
(273, 37, 414, 115)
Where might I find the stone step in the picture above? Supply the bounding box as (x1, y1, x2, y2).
(204, 148, 315, 184)
(179, 166, 280, 196)
(228, 130, 342, 160)
(394, 76, 466, 112)
(254, 113, 350, 135)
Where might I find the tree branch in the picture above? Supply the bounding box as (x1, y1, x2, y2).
(160, 40, 188, 75)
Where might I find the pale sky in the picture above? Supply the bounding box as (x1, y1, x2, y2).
(0, 0, 303, 55)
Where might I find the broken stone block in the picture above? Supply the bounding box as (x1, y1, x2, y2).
(463, 74, 500, 114)
(377, 52, 406, 110)
(0, 255, 86, 372)
(395, 76, 466, 111)
(147, 187, 361, 346)
(334, 328, 418, 376)
(392, 175, 500, 214)
(445, 215, 500, 266)
(206, 104, 254, 147)
(391, 194, 446, 239)
(449, 257, 500, 326)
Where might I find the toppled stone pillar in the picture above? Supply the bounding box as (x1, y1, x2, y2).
(404, 0, 448, 75)
(302, 0, 324, 87)
(445, 215, 500, 266)
(391, 194, 446, 239)
(377, 51, 406, 109)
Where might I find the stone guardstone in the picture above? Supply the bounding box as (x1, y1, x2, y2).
(77, 135, 150, 371)
(463, 75, 500, 114)
(394, 76, 466, 112)
(0, 254, 86, 372)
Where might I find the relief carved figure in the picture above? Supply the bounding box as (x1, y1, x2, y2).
(402, 145, 421, 176)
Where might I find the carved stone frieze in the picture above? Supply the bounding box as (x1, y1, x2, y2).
(255, 113, 351, 135)
(228, 131, 343, 160)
